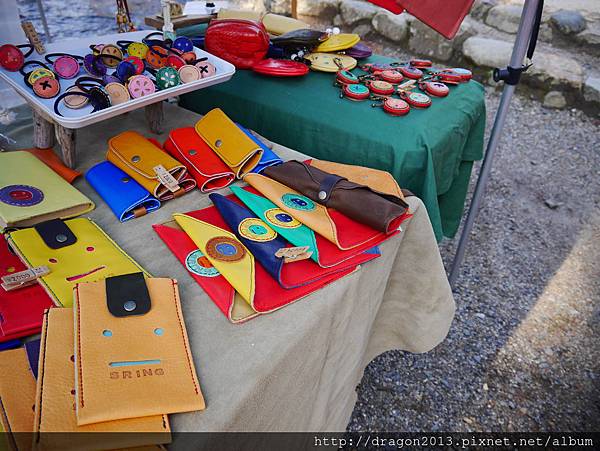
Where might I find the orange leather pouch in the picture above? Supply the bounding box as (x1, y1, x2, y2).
(73, 273, 205, 425)
(24, 148, 81, 184)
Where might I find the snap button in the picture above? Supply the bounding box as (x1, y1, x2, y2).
(55, 234, 67, 243)
(215, 139, 222, 148)
(318, 190, 327, 200)
(123, 300, 137, 311)
(121, 177, 130, 183)
(189, 149, 197, 156)
(131, 155, 141, 163)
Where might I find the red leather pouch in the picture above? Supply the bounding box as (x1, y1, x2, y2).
(163, 127, 235, 192)
(204, 19, 269, 69)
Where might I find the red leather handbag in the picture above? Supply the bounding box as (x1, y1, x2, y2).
(205, 19, 269, 69)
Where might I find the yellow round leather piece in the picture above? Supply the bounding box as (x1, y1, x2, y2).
(64, 86, 89, 109)
(127, 42, 149, 59)
(314, 33, 360, 53)
(305, 53, 357, 73)
(28, 68, 55, 85)
(104, 82, 130, 105)
(101, 44, 123, 67)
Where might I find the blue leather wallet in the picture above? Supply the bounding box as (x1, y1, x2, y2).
(236, 124, 283, 174)
(85, 161, 161, 222)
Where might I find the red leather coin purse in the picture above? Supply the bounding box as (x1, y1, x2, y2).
(421, 81, 449, 97)
(366, 80, 394, 96)
(341, 83, 370, 101)
(252, 59, 309, 77)
(205, 19, 269, 69)
(0, 44, 33, 72)
(399, 65, 423, 80)
(380, 69, 404, 84)
(383, 98, 410, 116)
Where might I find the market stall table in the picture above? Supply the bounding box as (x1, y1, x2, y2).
(6, 102, 455, 435)
(180, 55, 486, 241)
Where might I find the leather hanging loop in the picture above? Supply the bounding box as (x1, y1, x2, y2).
(105, 272, 151, 317)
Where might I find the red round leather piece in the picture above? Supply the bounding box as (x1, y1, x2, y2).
(422, 81, 449, 97)
(438, 71, 463, 84)
(181, 51, 197, 64)
(124, 55, 145, 74)
(380, 69, 404, 84)
(0, 44, 25, 71)
(367, 80, 394, 96)
(410, 58, 432, 68)
(32, 76, 60, 98)
(252, 59, 309, 77)
(336, 69, 359, 85)
(205, 19, 270, 69)
(167, 54, 186, 69)
(446, 68, 472, 81)
(342, 83, 370, 100)
(399, 66, 423, 79)
(383, 98, 410, 116)
(404, 91, 432, 108)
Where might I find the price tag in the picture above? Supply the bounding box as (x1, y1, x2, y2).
(1, 266, 50, 291)
(275, 246, 313, 263)
(21, 21, 46, 54)
(153, 165, 181, 193)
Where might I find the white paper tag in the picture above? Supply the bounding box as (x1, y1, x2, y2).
(153, 165, 181, 193)
(275, 246, 313, 262)
(1, 266, 50, 291)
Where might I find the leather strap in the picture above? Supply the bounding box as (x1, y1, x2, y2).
(317, 173, 345, 205)
(105, 272, 151, 317)
(34, 219, 77, 249)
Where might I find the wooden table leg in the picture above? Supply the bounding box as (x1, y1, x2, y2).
(55, 124, 76, 169)
(145, 102, 165, 135)
(32, 108, 55, 149)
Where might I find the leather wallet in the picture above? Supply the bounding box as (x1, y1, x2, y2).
(271, 29, 327, 49)
(236, 124, 282, 174)
(23, 148, 81, 183)
(195, 109, 263, 178)
(163, 127, 235, 193)
(86, 161, 161, 222)
(73, 274, 205, 425)
(0, 347, 36, 450)
(204, 19, 269, 69)
(107, 131, 196, 201)
(244, 173, 402, 250)
(216, 9, 308, 35)
(6, 218, 147, 308)
(263, 160, 410, 233)
(34, 308, 171, 450)
(1, 235, 54, 343)
(0, 151, 94, 229)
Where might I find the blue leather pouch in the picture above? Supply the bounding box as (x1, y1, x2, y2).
(85, 161, 161, 222)
(236, 124, 283, 174)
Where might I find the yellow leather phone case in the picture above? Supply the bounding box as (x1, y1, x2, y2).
(310, 160, 405, 199)
(0, 347, 36, 451)
(194, 109, 263, 178)
(6, 218, 147, 308)
(33, 308, 171, 451)
(107, 131, 196, 199)
(73, 275, 205, 425)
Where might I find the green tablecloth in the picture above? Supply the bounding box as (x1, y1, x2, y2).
(180, 56, 486, 240)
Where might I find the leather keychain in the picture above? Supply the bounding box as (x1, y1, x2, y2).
(440, 67, 472, 82)
(45, 53, 83, 79)
(336, 69, 359, 85)
(371, 97, 410, 116)
(340, 83, 370, 101)
(409, 58, 432, 68)
(398, 65, 423, 80)
(365, 79, 394, 96)
(420, 80, 449, 97)
(0, 43, 33, 71)
(379, 69, 404, 84)
(401, 90, 432, 108)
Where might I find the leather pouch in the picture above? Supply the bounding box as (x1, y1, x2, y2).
(23, 148, 81, 183)
(34, 308, 171, 450)
(244, 173, 403, 250)
(73, 274, 205, 425)
(6, 218, 147, 308)
(163, 127, 235, 193)
(271, 29, 327, 49)
(263, 160, 410, 233)
(1, 235, 54, 343)
(194, 109, 263, 178)
(204, 19, 269, 69)
(0, 347, 36, 450)
(0, 151, 94, 229)
(107, 131, 196, 201)
(237, 124, 282, 174)
(86, 161, 161, 222)
(216, 9, 308, 35)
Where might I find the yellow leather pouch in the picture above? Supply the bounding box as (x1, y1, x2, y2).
(33, 308, 170, 450)
(0, 347, 36, 451)
(314, 33, 360, 52)
(194, 108, 263, 178)
(6, 217, 147, 308)
(216, 9, 308, 35)
(107, 131, 196, 201)
(73, 274, 205, 425)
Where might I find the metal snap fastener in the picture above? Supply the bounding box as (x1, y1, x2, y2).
(215, 139, 222, 148)
(121, 177, 130, 183)
(189, 149, 197, 156)
(318, 190, 327, 200)
(131, 155, 141, 163)
(55, 234, 68, 243)
(123, 300, 137, 311)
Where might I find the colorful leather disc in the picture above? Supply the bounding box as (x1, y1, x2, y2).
(195, 61, 217, 78)
(409, 58, 432, 68)
(447, 67, 472, 81)
(343, 83, 370, 101)
(178, 65, 202, 83)
(252, 59, 309, 77)
(368, 80, 394, 96)
(437, 71, 463, 84)
(185, 250, 220, 277)
(156, 66, 180, 89)
(100, 44, 123, 67)
(127, 42, 149, 59)
(336, 69, 359, 84)
(206, 236, 246, 262)
(63, 86, 89, 109)
(383, 98, 410, 116)
(380, 69, 404, 84)
(0, 184, 44, 206)
(146, 45, 168, 69)
(315, 33, 360, 52)
(0, 44, 25, 71)
(167, 54, 186, 69)
(173, 37, 194, 53)
(305, 53, 356, 73)
(105, 82, 130, 105)
(83, 54, 107, 77)
(127, 75, 155, 98)
(181, 51, 197, 64)
(422, 81, 449, 97)
(124, 55, 145, 74)
(399, 66, 423, 80)
(32, 76, 60, 98)
(53, 55, 80, 79)
(404, 91, 432, 108)
(281, 193, 316, 211)
(238, 218, 278, 242)
(27, 68, 55, 85)
(264, 208, 302, 229)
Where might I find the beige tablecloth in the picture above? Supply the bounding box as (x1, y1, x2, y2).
(56, 103, 454, 433)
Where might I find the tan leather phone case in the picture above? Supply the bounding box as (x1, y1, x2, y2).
(73, 274, 205, 425)
(0, 347, 36, 451)
(33, 308, 170, 450)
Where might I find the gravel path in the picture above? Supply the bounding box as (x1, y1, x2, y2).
(348, 89, 600, 432)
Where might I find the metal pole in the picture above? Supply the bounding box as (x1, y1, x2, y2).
(35, 0, 51, 42)
(448, 0, 542, 287)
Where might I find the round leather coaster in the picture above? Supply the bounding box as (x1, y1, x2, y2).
(178, 65, 201, 83)
(0, 44, 25, 71)
(127, 75, 155, 98)
(399, 66, 423, 80)
(380, 69, 404, 84)
(27, 68, 55, 85)
(167, 54, 186, 69)
(409, 58, 432, 68)
(336, 69, 359, 84)
(206, 236, 246, 262)
(383, 98, 410, 116)
(127, 42, 149, 59)
(105, 82, 130, 105)
(238, 218, 278, 242)
(185, 250, 220, 277)
(422, 81, 449, 97)
(124, 55, 145, 74)
(305, 53, 356, 73)
(195, 61, 217, 78)
(0, 184, 44, 206)
(343, 83, 370, 101)
(173, 37, 194, 53)
(281, 193, 316, 211)
(53, 55, 80, 79)
(100, 44, 123, 67)
(83, 54, 107, 77)
(368, 80, 394, 96)
(404, 91, 432, 108)
(32, 76, 60, 98)
(156, 66, 180, 89)
(265, 208, 302, 229)
(64, 86, 89, 109)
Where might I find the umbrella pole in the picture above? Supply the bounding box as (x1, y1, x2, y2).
(35, 0, 51, 42)
(448, 0, 544, 287)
